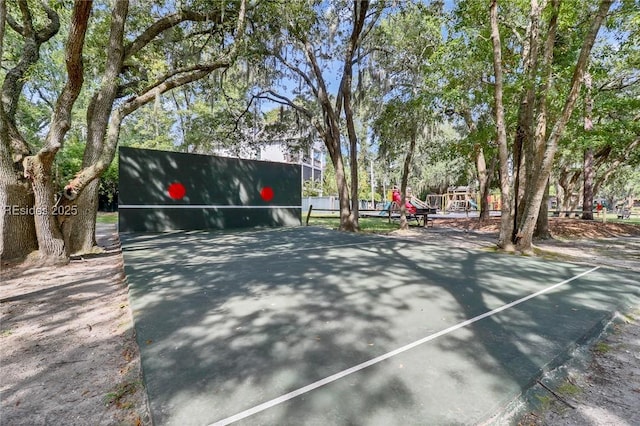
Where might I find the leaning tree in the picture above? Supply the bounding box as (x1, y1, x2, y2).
(1, 0, 249, 263)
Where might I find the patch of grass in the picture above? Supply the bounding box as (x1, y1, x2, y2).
(532, 247, 574, 262)
(535, 394, 553, 410)
(0, 329, 13, 337)
(557, 381, 581, 396)
(481, 246, 499, 253)
(307, 216, 401, 233)
(606, 216, 640, 225)
(97, 212, 118, 224)
(104, 380, 140, 408)
(593, 342, 611, 354)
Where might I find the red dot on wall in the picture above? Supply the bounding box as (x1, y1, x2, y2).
(167, 182, 186, 200)
(260, 186, 274, 202)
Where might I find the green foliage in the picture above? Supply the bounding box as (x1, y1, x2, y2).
(119, 101, 175, 151)
(99, 158, 119, 208)
(96, 212, 119, 224)
(322, 160, 338, 196)
(599, 167, 640, 207)
(302, 179, 322, 197)
(593, 342, 612, 354)
(54, 134, 85, 191)
(4, 0, 638, 233)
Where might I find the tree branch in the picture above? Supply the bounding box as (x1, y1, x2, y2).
(5, 11, 24, 36)
(35, 87, 55, 111)
(593, 136, 640, 194)
(256, 90, 313, 118)
(546, 0, 613, 150)
(273, 50, 318, 98)
(37, 0, 92, 157)
(17, 0, 33, 37)
(121, 62, 229, 116)
(65, 62, 228, 197)
(1, 0, 61, 162)
(302, 39, 339, 142)
(124, 9, 224, 60)
(598, 75, 640, 92)
(65, 0, 249, 200)
(355, 4, 383, 52)
(35, 3, 60, 43)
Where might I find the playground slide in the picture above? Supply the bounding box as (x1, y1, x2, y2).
(379, 201, 392, 215)
(380, 200, 417, 215)
(410, 197, 430, 209)
(468, 199, 478, 210)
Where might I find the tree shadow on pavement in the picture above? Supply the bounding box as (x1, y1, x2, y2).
(121, 226, 640, 425)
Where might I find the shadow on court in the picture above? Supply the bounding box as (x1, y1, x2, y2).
(121, 227, 640, 426)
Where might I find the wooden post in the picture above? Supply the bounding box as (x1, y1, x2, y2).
(306, 205, 313, 226)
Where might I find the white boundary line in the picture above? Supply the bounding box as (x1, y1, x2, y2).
(208, 266, 601, 426)
(124, 232, 447, 266)
(119, 204, 301, 209)
(125, 241, 384, 268)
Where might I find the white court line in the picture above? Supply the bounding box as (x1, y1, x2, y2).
(209, 266, 601, 426)
(125, 236, 439, 265)
(125, 241, 391, 268)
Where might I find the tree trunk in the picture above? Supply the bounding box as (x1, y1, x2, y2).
(534, 179, 551, 239)
(334, 156, 355, 232)
(24, 156, 67, 263)
(490, 0, 515, 251)
(344, 83, 360, 229)
(582, 70, 594, 220)
(399, 133, 417, 230)
(582, 147, 594, 220)
(513, 168, 549, 252)
(0, 0, 60, 261)
(61, 0, 127, 253)
(340, 1, 367, 231)
(463, 110, 494, 223)
(63, 179, 99, 254)
(512, 0, 543, 242)
(19, 0, 92, 263)
(0, 0, 5, 70)
(323, 133, 355, 232)
(477, 147, 495, 222)
(515, 0, 612, 253)
(558, 168, 581, 216)
(0, 145, 37, 260)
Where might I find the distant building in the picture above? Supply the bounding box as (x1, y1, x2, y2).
(212, 139, 325, 188)
(260, 140, 324, 183)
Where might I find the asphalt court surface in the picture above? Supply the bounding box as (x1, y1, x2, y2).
(121, 226, 640, 426)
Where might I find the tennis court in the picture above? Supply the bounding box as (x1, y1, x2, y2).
(121, 226, 640, 426)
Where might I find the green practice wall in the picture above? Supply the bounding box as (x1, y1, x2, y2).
(118, 147, 301, 233)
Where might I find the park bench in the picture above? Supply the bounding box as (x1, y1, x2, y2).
(617, 208, 631, 219)
(411, 208, 437, 228)
(385, 199, 437, 228)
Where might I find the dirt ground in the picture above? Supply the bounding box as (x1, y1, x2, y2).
(516, 307, 640, 426)
(1, 225, 150, 426)
(1, 217, 638, 425)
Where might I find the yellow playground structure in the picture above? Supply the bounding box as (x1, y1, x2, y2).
(426, 186, 479, 213)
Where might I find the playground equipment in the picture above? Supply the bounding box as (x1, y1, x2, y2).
(445, 186, 477, 212)
(426, 186, 479, 213)
(380, 189, 437, 227)
(392, 188, 417, 214)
